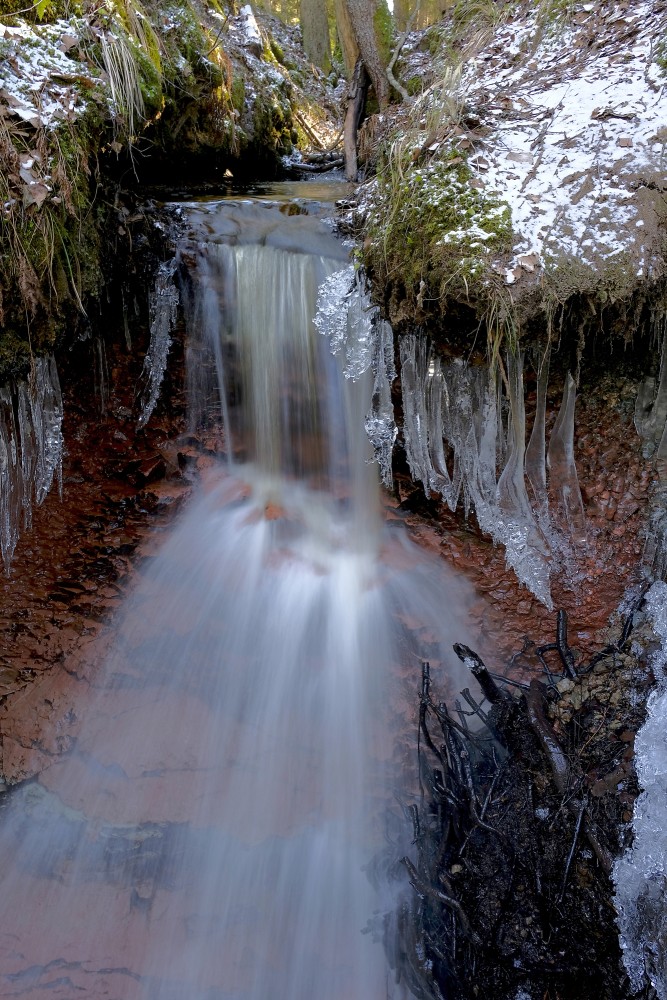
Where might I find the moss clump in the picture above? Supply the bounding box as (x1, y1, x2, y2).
(365, 148, 513, 311)
(251, 92, 293, 155)
(231, 75, 246, 113)
(373, 1, 393, 66)
(654, 35, 667, 74)
(268, 34, 285, 65)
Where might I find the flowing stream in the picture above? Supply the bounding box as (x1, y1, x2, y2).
(0, 190, 472, 999)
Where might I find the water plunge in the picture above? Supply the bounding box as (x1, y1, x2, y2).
(0, 197, 472, 999)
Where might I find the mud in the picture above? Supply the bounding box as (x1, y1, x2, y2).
(0, 326, 654, 786)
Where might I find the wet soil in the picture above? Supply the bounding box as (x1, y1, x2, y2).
(0, 326, 653, 784)
(0, 253, 657, 1000)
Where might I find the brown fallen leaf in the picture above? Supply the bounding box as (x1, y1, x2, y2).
(23, 182, 49, 208)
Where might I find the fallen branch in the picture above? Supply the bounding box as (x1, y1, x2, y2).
(525, 679, 612, 874)
(453, 642, 509, 705)
(402, 856, 481, 946)
(385, 0, 420, 103)
(289, 158, 344, 173)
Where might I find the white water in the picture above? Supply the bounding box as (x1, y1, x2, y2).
(0, 199, 472, 999)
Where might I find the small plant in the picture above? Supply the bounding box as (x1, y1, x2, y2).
(653, 35, 667, 75)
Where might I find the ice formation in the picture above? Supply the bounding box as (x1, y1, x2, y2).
(0, 355, 63, 571)
(315, 267, 397, 487)
(634, 315, 667, 459)
(547, 373, 585, 537)
(524, 344, 550, 505)
(614, 581, 667, 1000)
(136, 259, 180, 430)
(635, 319, 667, 581)
(399, 335, 553, 606)
(316, 285, 589, 604)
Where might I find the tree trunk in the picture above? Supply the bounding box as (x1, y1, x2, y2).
(340, 0, 390, 109)
(300, 0, 332, 71)
(334, 0, 359, 75)
(343, 58, 368, 180)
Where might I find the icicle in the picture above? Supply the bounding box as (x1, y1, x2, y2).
(316, 266, 399, 482)
(0, 355, 63, 572)
(364, 319, 397, 488)
(137, 258, 179, 430)
(314, 265, 380, 382)
(425, 355, 456, 504)
(17, 384, 35, 529)
(613, 581, 667, 1000)
(398, 337, 552, 606)
(399, 334, 433, 496)
(440, 360, 491, 518)
(525, 343, 550, 505)
(546, 372, 585, 537)
(32, 356, 64, 505)
(495, 349, 552, 607)
(0, 389, 21, 572)
(635, 314, 667, 457)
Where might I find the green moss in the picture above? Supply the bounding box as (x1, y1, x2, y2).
(251, 91, 293, 155)
(231, 75, 246, 113)
(0, 0, 82, 22)
(365, 147, 513, 310)
(654, 36, 667, 74)
(373, 1, 393, 67)
(406, 75, 422, 96)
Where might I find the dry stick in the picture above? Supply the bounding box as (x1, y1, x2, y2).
(343, 58, 368, 180)
(453, 642, 510, 705)
(556, 609, 577, 678)
(386, 0, 421, 103)
(402, 856, 481, 947)
(525, 679, 613, 875)
(586, 588, 646, 671)
(460, 687, 491, 726)
(291, 158, 344, 173)
(294, 110, 325, 150)
(558, 801, 585, 903)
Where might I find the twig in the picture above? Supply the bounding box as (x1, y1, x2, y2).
(558, 801, 584, 903)
(402, 857, 481, 946)
(386, 0, 421, 103)
(525, 680, 612, 874)
(294, 110, 325, 151)
(556, 610, 577, 678)
(453, 642, 508, 705)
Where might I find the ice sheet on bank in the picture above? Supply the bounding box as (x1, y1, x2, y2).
(398, 333, 553, 607)
(315, 266, 397, 487)
(614, 581, 667, 1000)
(0, 355, 63, 570)
(137, 259, 180, 430)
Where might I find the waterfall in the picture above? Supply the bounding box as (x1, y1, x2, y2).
(0, 198, 473, 999)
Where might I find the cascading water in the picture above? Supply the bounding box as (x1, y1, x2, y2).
(0, 195, 473, 999)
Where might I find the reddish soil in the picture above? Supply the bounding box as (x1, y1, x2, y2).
(0, 326, 653, 787)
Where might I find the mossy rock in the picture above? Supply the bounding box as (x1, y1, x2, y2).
(364, 147, 513, 316)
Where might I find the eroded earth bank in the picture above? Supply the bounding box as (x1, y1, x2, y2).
(1, 1, 667, 999)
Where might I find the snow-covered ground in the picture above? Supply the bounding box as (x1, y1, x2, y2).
(459, 0, 667, 287)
